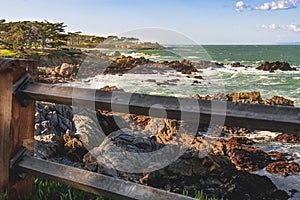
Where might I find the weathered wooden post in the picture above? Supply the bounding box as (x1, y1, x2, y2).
(0, 58, 37, 199)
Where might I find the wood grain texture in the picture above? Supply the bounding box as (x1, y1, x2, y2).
(18, 156, 195, 200)
(0, 71, 13, 190)
(0, 58, 36, 198)
(19, 82, 300, 134)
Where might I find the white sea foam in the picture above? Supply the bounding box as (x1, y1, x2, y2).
(123, 52, 162, 61)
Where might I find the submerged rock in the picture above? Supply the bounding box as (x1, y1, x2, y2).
(230, 62, 248, 68)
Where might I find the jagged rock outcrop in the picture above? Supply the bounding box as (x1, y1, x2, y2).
(103, 56, 199, 75)
(33, 87, 297, 198)
(256, 61, 296, 72)
(34, 102, 86, 164)
(82, 131, 289, 200)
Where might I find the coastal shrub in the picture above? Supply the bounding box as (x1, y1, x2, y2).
(0, 49, 17, 57)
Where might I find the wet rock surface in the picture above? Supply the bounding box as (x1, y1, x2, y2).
(256, 61, 297, 72)
(230, 62, 249, 68)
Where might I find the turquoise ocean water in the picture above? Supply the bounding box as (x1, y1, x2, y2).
(98, 45, 300, 106)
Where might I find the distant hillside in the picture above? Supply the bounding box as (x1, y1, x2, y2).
(68, 34, 166, 50)
(0, 19, 165, 51)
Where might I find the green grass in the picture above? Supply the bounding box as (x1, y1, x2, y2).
(29, 178, 105, 200)
(0, 178, 219, 200)
(11, 178, 104, 200)
(0, 49, 17, 57)
(184, 190, 219, 200)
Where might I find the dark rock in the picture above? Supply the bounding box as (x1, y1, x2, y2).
(193, 61, 224, 69)
(231, 62, 245, 68)
(104, 56, 154, 75)
(256, 61, 296, 72)
(192, 80, 201, 85)
(82, 130, 289, 199)
(34, 102, 81, 160)
(289, 189, 299, 197)
(103, 56, 199, 75)
(194, 75, 203, 79)
(167, 60, 198, 74)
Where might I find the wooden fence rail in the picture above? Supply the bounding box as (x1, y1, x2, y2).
(0, 58, 300, 199)
(19, 80, 300, 134)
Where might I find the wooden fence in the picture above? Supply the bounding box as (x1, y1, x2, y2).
(0, 58, 299, 199)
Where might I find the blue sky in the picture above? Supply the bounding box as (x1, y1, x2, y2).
(1, 0, 300, 44)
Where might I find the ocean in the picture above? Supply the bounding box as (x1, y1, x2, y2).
(80, 45, 300, 107)
(67, 45, 300, 198)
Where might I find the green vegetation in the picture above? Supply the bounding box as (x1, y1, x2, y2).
(0, 49, 17, 57)
(184, 190, 219, 200)
(194, 191, 219, 200)
(20, 178, 104, 200)
(0, 19, 67, 51)
(0, 178, 219, 200)
(0, 178, 104, 200)
(0, 19, 134, 53)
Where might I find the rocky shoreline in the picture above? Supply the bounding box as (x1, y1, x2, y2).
(34, 87, 299, 199)
(33, 51, 300, 199)
(35, 49, 298, 83)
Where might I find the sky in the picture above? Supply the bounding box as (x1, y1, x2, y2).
(1, 0, 300, 44)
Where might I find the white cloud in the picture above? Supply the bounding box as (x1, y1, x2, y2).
(255, 0, 298, 10)
(235, 0, 298, 12)
(259, 23, 300, 32)
(235, 1, 250, 12)
(260, 24, 280, 30)
(286, 24, 300, 32)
